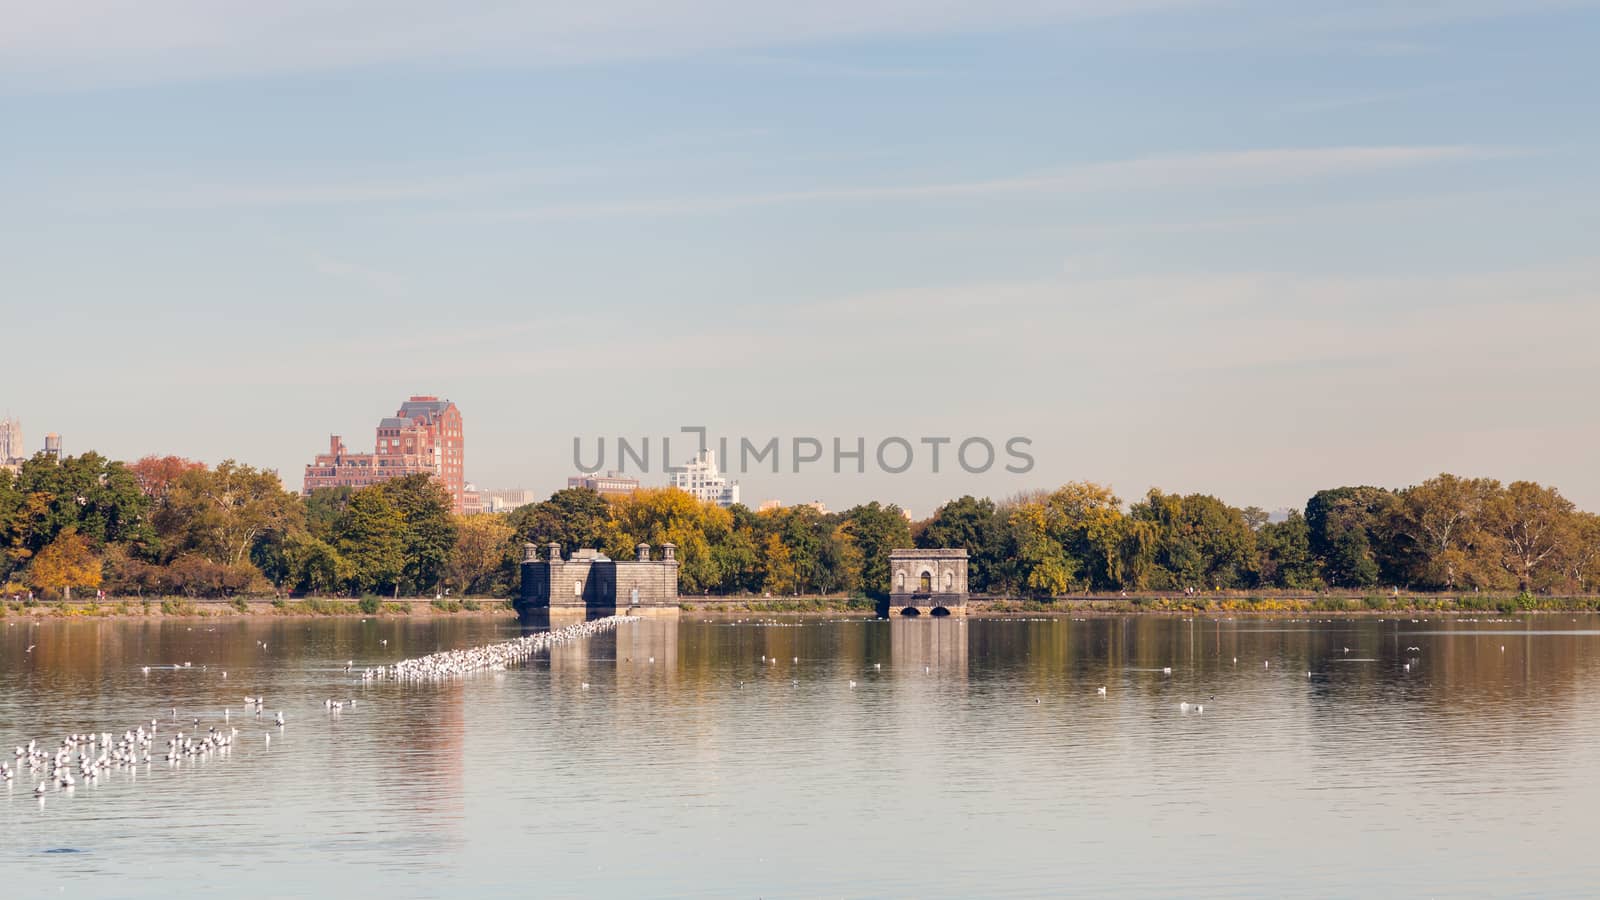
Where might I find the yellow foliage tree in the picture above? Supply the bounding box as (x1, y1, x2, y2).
(27, 530, 102, 600)
(607, 488, 733, 593)
(449, 513, 516, 595)
(762, 533, 797, 595)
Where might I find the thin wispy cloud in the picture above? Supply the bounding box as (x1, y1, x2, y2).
(479, 144, 1512, 221)
(0, 0, 1203, 87)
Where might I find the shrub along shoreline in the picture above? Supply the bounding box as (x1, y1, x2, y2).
(0, 596, 514, 619)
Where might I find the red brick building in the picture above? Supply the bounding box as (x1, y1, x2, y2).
(303, 395, 467, 513)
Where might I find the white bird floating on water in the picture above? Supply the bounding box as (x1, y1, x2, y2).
(1162, 667, 1172, 675)
(1097, 686, 1107, 695)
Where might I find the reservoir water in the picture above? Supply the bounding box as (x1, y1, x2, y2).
(4, 613, 1600, 897)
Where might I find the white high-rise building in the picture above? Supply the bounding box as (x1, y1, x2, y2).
(669, 449, 741, 507)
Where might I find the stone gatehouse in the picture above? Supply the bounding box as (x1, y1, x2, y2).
(517, 542, 679, 617)
(887, 548, 970, 617)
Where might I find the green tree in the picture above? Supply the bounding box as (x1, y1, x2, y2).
(840, 501, 912, 600)
(1130, 490, 1258, 589)
(334, 487, 406, 595)
(1305, 487, 1395, 588)
(918, 495, 1007, 592)
(379, 474, 457, 594)
(1256, 511, 1320, 589)
(11, 451, 153, 556)
(507, 487, 613, 551)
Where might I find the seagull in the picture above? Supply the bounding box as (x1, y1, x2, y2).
(1097, 686, 1107, 695)
(25, 645, 34, 653)
(849, 681, 857, 688)
(274, 712, 285, 726)
(1162, 667, 1172, 675)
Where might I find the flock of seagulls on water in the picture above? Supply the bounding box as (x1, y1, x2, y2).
(7, 704, 259, 801)
(4, 616, 641, 806)
(361, 615, 636, 683)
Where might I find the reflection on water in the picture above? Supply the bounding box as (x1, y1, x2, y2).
(5, 613, 1600, 896)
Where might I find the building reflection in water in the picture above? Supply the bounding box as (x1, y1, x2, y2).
(889, 616, 968, 677)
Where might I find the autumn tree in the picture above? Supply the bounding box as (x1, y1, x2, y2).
(608, 488, 732, 593)
(1483, 481, 1575, 591)
(26, 529, 101, 599)
(448, 513, 515, 595)
(167, 460, 300, 567)
(1391, 474, 1501, 589)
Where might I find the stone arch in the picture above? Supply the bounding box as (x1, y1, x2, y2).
(930, 606, 951, 617)
(900, 606, 922, 617)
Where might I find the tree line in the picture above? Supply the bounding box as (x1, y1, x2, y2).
(2, 452, 1596, 600)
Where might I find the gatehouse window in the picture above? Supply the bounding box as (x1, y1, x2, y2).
(919, 571, 931, 592)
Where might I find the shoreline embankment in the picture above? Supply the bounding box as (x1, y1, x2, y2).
(5, 590, 1600, 620)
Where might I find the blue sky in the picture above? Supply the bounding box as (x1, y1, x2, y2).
(2, 0, 1597, 515)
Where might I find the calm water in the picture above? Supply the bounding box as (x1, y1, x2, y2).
(4, 612, 1600, 897)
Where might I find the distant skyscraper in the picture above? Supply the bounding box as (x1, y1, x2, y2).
(302, 395, 467, 513)
(669, 449, 740, 507)
(0, 417, 21, 463)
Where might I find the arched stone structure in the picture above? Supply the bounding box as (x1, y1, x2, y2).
(885, 548, 970, 618)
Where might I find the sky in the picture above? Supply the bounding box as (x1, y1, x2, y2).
(2, 0, 1597, 516)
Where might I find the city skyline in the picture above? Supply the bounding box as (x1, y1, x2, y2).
(5, 1, 1598, 514)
